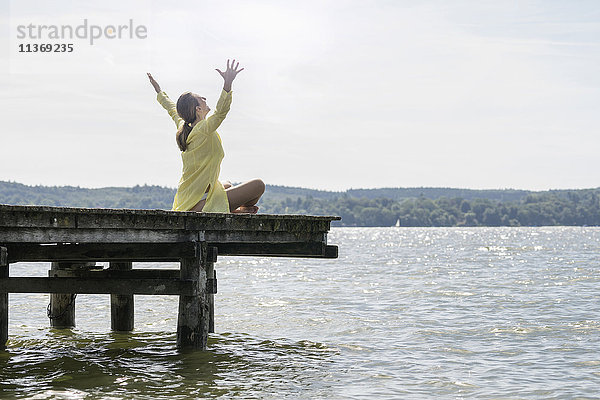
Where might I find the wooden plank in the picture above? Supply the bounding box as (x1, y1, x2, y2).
(77, 213, 332, 232)
(203, 230, 326, 244)
(0, 228, 325, 245)
(0, 205, 181, 222)
(0, 204, 170, 215)
(0, 277, 195, 295)
(0, 247, 7, 350)
(0, 210, 76, 228)
(177, 242, 208, 350)
(76, 213, 185, 230)
(6, 242, 197, 263)
(5, 242, 336, 262)
(213, 242, 339, 258)
(0, 204, 339, 219)
(110, 262, 134, 332)
(184, 215, 334, 232)
(0, 205, 340, 231)
(50, 269, 180, 279)
(0, 228, 198, 244)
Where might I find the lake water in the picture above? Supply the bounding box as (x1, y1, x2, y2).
(1, 227, 599, 399)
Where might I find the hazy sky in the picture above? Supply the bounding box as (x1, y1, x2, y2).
(1, 0, 598, 191)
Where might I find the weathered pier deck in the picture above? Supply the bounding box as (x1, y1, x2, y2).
(0, 205, 339, 350)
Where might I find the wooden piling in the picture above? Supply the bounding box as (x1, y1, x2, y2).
(0, 247, 8, 350)
(208, 265, 215, 333)
(206, 247, 217, 333)
(109, 262, 134, 331)
(48, 262, 95, 328)
(177, 242, 209, 350)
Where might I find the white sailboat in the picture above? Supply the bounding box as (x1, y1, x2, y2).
(394, 218, 400, 227)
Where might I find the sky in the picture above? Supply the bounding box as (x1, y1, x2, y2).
(0, 0, 599, 191)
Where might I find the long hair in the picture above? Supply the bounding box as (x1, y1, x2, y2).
(176, 92, 199, 151)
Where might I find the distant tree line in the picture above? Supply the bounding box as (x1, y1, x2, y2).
(1, 181, 598, 227)
(259, 191, 600, 227)
(0, 182, 175, 210)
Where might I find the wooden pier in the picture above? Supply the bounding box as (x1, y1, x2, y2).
(0, 205, 339, 350)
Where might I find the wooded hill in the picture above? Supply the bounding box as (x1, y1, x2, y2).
(1, 181, 598, 227)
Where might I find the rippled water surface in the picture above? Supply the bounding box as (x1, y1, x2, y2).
(1, 227, 599, 398)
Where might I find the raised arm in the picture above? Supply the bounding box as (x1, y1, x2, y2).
(205, 60, 243, 132)
(148, 72, 183, 128)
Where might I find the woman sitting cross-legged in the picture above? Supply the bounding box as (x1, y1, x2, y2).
(148, 60, 264, 213)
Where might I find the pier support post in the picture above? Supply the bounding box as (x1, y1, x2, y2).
(207, 263, 215, 334)
(207, 246, 217, 334)
(49, 262, 95, 328)
(0, 247, 8, 350)
(109, 262, 134, 331)
(177, 242, 209, 350)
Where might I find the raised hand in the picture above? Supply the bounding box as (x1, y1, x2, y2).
(216, 59, 244, 92)
(147, 72, 161, 93)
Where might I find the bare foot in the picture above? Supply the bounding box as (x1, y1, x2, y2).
(232, 205, 259, 214)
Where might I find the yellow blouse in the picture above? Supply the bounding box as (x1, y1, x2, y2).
(157, 89, 232, 213)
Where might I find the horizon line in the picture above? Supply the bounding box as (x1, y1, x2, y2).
(1, 180, 599, 193)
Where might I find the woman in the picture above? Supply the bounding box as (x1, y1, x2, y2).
(148, 60, 265, 213)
